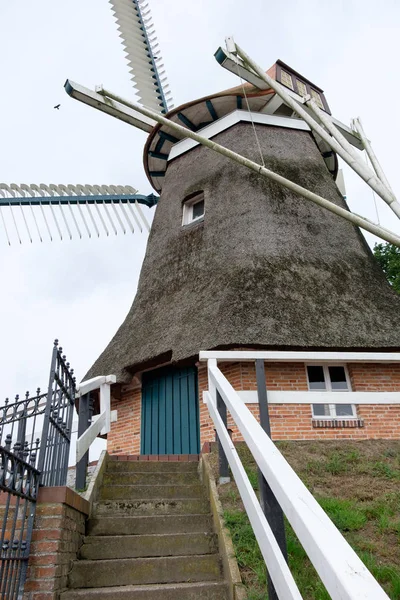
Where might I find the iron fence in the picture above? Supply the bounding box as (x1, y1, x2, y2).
(0, 340, 76, 599)
(38, 342, 76, 486)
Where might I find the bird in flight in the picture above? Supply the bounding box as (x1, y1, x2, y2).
(54, 104, 61, 110)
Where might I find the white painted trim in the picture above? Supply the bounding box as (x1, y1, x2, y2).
(168, 110, 310, 161)
(207, 364, 389, 599)
(305, 363, 352, 392)
(76, 412, 106, 463)
(76, 374, 116, 397)
(206, 390, 303, 600)
(99, 382, 111, 435)
(66, 80, 156, 133)
(182, 192, 205, 225)
(237, 391, 400, 405)
(76, 374, 117, 461)
(199, 350, 400, 363)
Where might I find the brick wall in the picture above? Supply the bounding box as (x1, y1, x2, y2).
(105, 361, 400, 454)
(348, 363, 400, 391)
(23, 487, 89, 600)
(108, 386, 141, 455)
(199, 361, 400, 443)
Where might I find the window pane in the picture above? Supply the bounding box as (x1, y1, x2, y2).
(192, 199, 204, 220)
(281, 70, 294, 90)
(310, 89, 324, 109)
(307, 366, 326, 390)
(297, 80, 307, 97)
(329, 366, 348, 390)
(313, 404, 330, 416)
(335, 404, 354, 417)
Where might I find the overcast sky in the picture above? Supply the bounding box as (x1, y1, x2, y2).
(1, 0, 400, 406)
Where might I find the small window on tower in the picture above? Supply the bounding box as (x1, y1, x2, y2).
(310, 88, 324, 109)
(182, 192, 205, 225)
(296, 80, 308, 98)
(280, 70, 294, 90)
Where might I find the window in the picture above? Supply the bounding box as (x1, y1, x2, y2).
(296, 80, 308, 98)
(310, 88, 324, 109)
(280, 70, 294, 90)
(306, 365, 356, 419)
(182, 192, 205, 225)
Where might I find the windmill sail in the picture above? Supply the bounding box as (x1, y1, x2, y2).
(0, 184, 158, 245)
(110, 0, 173, 114)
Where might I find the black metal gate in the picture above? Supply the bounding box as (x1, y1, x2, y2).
(0, 340, 76, 599)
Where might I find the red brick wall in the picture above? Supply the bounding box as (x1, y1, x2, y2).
(108, 386, 141, 455)
(199, 361, 400, 443)
(23, 488, 88, 600)
(105, 362, 400, 454)
(349, 363, 400, 391)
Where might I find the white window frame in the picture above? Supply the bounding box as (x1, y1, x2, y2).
(182, 193, 205, 225)
(306, 364, 357, 419)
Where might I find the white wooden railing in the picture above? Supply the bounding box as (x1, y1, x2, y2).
(75, 374, 116, 463)
(202, 354, 390, 600)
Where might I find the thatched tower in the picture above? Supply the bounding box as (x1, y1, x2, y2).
(87, 61, 400, 454)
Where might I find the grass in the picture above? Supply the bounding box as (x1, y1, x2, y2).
(210, 440, 400, 599)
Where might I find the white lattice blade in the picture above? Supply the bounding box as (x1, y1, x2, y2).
(109, 0, 173, 112)
(0, 183, 155, 245)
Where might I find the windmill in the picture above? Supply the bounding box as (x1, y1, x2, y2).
(2, 0, 396, 393)
(2, 0, 400, 442)
(33, 0, 398, 461)
(2, 5, 400, 599)
(2, 1, 399, 247)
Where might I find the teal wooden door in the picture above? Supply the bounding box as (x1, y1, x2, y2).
(141, 366, 200, 455)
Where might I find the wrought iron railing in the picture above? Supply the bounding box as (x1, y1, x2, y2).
(0, 340, 76, 599)
(38, 342, 76, 486)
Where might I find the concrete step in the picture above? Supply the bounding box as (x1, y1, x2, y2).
(100, 484, 204, 501)
(103, 471, 200, 486)
(88, 514, 213, 536)
(107, 461, 199, 473)
(61, 581, 228, 599)
(68, 554, 222, 588)
(79, 532, 218, 560)
(94, 498, 210, 517)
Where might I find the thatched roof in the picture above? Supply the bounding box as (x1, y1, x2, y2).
(87, 123, 400, 383)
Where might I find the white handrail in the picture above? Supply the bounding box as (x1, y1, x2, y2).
(206, 361, 390, 600)
(75, 374, 116, 463)
(206, 390, 303, 599)
(76, 374, 116, 397)
(199, 350, 400, 363)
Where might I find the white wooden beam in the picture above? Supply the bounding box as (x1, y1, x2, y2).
(206, 391, 303, 600)
(208, 364, 389, 599)
(236, 391, 400, 405)
(199, 351, 400, 363)
(76, 374, 116, 397)
(76, 412, 106, 463)
(65, 80, 156, 133)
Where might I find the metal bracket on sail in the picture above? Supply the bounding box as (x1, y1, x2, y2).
(0, 184, 158, 245)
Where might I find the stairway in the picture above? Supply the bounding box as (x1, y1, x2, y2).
(61, 458, 229, 599)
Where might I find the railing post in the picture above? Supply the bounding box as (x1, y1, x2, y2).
(37, 340, 59, 482)
(217, 390, 230, 484)
(256, 359, 288, 600)
(75, 393, 91, 490)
